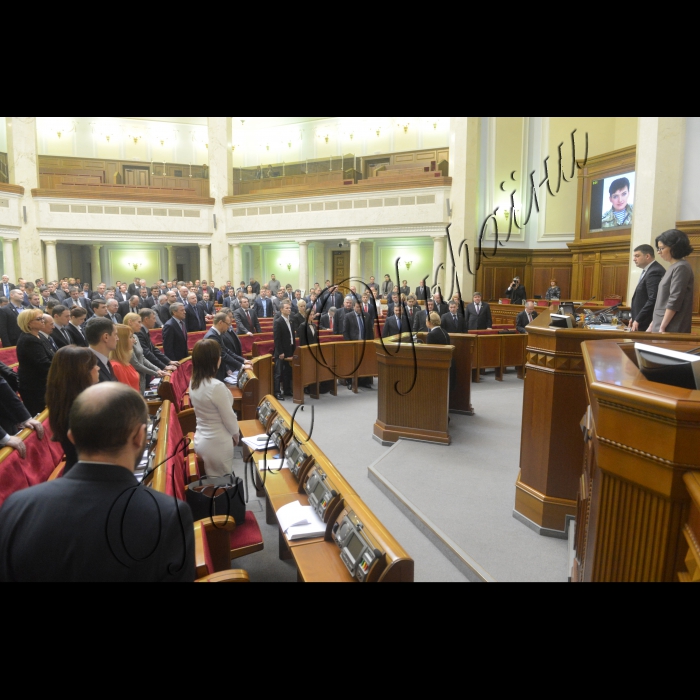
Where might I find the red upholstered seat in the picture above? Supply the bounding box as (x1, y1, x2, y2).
(163, 405, 190, 502)
(149, 328, 163, 346)
(253, 340, 276, 358)
(535, 300, 549, 307)
(229, 511, 265, 559)
(0, 347, 18, 366)
(499, 299, 512, 305)
(0, 417, 64, 507)
(187, 332, 207, 351)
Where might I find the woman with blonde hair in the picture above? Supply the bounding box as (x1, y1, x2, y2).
(123, 313, 167, 392)
(109, 324, 140, 391)
(16, 309, 54, 416)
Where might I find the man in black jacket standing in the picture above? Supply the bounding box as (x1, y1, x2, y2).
(441, 302, 467, 334)
(516, 302, 539, 334)
(162, 304, 190, 362)
(138, 310, 177, 372)
(0, 290, 25, 347)
(204, 313, 250, 382)
(630, 245, 666, 332)
(0, 383, 195, 583)
(466, 293, 493, 331)
(506, 278, 527, 305)
(273, 301, 295, 401)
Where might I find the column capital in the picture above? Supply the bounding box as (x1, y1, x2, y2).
(44, 240, 57, 246)
(348, 239, 361, 245)
(230, 242, 241, 249)
(432, 235, 446, 242)
(92, 244, 102, 250)
(199, 243, 210, 249)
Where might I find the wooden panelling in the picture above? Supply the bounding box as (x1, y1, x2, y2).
(0, 183, 24, 196)
(475, 249, 572, 302)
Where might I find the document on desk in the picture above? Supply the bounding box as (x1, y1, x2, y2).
(277, 501, 326, 541)
(259, 459, 287, 472)
(242, 434, 273, 452)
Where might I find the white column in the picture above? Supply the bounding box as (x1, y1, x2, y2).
(432, 236, 447, 291)
(2, 239, 16, 281)
(7, 117, 42, 280)
(45, 240, 59, 282)
(297, 241, 309, 293)
(166, 245, 177, 281)
(207, 117, 233, 283)
(199, 244, 211, 281)
(91, 245, 102, 287)
(349, 239, 361, 286)
(448, 117, 481, 300)
(231, 243, 243, 287)
(629, 117, 686, 300)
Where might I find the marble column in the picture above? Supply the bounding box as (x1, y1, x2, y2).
(199, 244, 211, 281)
(207, 117, 233, 283)
(44, 240, 59, 283)
(6, 117, 43, 280)
(231, 243, 243, 287)
(349, 239, 361, 286)
(448, 117, 481, 300)
(2, 239, 16, 281)
(629, 117, 686, 300)
(297, 241, 309, 293)
(432, 236, 447, 292)
(166, 245, 177, 281)
(91, 245, 103, 287)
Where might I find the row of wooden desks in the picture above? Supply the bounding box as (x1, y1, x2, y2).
(239, 398, 414, 583)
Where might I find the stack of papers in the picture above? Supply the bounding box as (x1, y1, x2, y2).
(242, 434, 273, 452)
(259, 459, 287, 472)
(224, 373, 240, 386)
(277, 501, 326, 541)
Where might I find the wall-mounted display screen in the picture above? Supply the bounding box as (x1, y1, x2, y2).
(589, 171, 636, 231)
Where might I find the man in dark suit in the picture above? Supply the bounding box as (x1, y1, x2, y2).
(105, 299, 123, 325)
(91, 283, 107, 302)
(204, 313, 250, 382)
(201, 293, 216, 317)
(250, 279, 261, 296)
(273, 302, 295, 401)
(184, 293, 207, 333)
(414, 282, 429, 302)
(119, 296, 142, 320)
(153, 295, 171, 326)
(234, 298, 261, 336)
(433, 293, 449, 317)
(403, 296, 420, 329)
(221, 310, 246, 360)
(67, 308, 89, 347)
(320, 286, 343, 314)
(413, 300, 436, 333)
(162, 303, 190, 362)
(115, 285, 130, 304)
(344, 301, 374, 342)
(39, 314, 59, 356)
(334, 297, 354, 337)
(254, 290, 274, 320)
(223, 290, 239, 310)
(138, 310, 176, 372)
(387, 293, 401, 318)
(86, 318, 119, 383)
(51, 306, 74, 349)
(630, 245, 666, 332)
(382, 307, 412, 339)
(0, 290, 25, 348)
(127, 278, 141, 297)
(1, 276, 15, 299)
(506, 277, 527, 305)
(442, 302, 467, 334)
(516, 302, 539, 334)
(320, 308, 339, 334)
(0, 383, 195, 583)
(466, 293, 493, 331)
(400, 281, 411, 297)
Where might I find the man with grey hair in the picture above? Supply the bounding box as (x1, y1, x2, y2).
(152, 295, 168, 327)
(40, 314, 59, 356)
(185, 293, 206, 332)
(333, 296, 354, 336)
(0, 290, 28, 347)
(105, 299, 122, 325)
(162, 302, 189, 362)
(1, 275, 13, 299)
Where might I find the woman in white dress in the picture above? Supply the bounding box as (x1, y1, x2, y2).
(188, 339, 240, 477)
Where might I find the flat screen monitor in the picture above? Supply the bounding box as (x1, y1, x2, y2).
(635, 343, 700, 390)
(559, 303, 576, 317)
(550, 314, 574, 330)
(589, 171, 636, 232)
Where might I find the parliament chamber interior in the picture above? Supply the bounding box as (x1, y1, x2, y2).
(1, 116, 699, 583)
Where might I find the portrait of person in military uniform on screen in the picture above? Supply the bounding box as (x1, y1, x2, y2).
(602, 177, 634, 229)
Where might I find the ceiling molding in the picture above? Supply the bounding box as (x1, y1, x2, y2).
(38, 229, 211, 244)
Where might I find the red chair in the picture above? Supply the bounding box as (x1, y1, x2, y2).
(187, 332, 207, 351)
(149, 328, 163, 347)
(0, 347, 18, 366)
(499, 299, 512, 305)
(535, 300, 549, 307)
(604, 295, 623, 307)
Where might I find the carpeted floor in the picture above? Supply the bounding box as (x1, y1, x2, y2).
(234, 371, 568, 583)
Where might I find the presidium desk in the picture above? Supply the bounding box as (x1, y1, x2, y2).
(515, 309, 697, 538)
(576, 340, 700, 582)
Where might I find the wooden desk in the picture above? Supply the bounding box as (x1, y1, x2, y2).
(516, 310, 697, 537)
(575, 340, 700, 582)
(374, 337, 453, 445)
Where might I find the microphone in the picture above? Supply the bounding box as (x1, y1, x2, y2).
(574, 297, 597, 314)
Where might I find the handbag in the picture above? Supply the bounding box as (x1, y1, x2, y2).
(186, 474, 246, 525)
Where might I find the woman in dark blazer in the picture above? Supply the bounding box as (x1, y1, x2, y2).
(650, 229, 695, 334)
(16, 310, 55, 416)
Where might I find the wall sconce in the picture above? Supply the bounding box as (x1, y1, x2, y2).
(127, 261, 143, 272)
(128, 134, 143, 145)
(53, 121, 76, 140)
(91, 122, 117, 143)
(426, 118, 441, 131)
(405, 261, 413, 271)
(317, 132, 330, 144)
(400, 122, 410, 134)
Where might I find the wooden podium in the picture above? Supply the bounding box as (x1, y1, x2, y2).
(576, 340, 700, 582)
(374, 336, 454, 446)
(515, 309, 696, 537)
